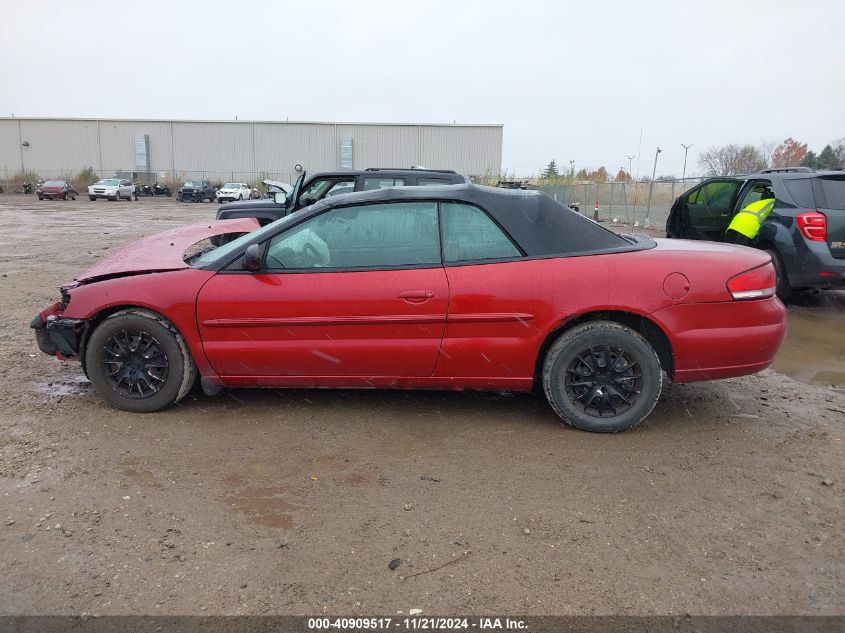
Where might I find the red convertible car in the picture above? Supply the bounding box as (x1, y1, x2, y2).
(31, 185, 786, 432)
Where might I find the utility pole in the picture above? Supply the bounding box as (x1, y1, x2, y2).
(625, 155, 635, 222)
(681, 143, 693, 180)
(645, 146, 662, 229)
(568, 160, 575, 177)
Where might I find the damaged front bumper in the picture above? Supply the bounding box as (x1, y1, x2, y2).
(31, 303, 86, 359)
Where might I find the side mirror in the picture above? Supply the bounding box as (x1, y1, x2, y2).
(273, 191, 287, 204)
(244, 243, 262, 271)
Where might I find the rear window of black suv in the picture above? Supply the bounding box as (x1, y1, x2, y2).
(784, 179, 816, 208)
(817, 176, 845, 210)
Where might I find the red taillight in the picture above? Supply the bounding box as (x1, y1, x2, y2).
(796, 211, 827, 242)
(727, 263, 776, 300)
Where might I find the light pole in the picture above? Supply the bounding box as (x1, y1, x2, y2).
(681, 143, 693, 180)
(645, 146, 662, 228)
(568, 160, 575, 177)
(625, 155, 635, 221)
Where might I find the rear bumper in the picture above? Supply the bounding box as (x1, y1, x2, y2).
(651, 297, 787, 383)
(780, 241, 845, 288)
(30, 304, 85, 359)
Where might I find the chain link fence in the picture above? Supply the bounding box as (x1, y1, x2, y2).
(538, 178, 706, 230)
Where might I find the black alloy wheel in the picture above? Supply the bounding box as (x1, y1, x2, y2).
(101, 329, 169, 399)
(85, 310, 197, 412)
(564, 345, 642, 417)
(542, 321, 662, 433)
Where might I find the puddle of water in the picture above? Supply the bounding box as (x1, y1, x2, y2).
(33, 376, 90, 398)
(772, 310, 845, 388)
(223, 486, 298, 528)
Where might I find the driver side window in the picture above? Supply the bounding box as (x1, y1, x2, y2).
(298, 178, 355, 207)
(686, 180, 740, 208)
(265, 202, 440, 270)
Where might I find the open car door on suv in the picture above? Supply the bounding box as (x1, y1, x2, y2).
(668, 179, 742, 240)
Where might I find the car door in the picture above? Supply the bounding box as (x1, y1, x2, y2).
(119, 180, 132, 197)
(672, 179, 742, 240)
(196, 200, 449, 380)
(433, 202, 539, 383)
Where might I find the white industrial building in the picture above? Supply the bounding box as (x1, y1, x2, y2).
(0, 117, 503, 184)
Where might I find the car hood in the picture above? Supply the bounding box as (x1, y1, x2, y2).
(42, 186, 64, 191)
(218, 188, 240, 194)
(73, 218, 260, 283)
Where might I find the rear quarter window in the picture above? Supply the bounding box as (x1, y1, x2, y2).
(784, 179, 816, 208)
(818, 176, 845, 210)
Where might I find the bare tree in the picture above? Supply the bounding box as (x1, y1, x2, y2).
(758, 139, 777, 168)
(698, 144, 766, 176)
(832, 137, 845, 167)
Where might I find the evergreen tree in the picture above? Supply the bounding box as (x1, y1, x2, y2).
(542, 159, 560, 178)
(800, 151, 820, 169)
(818, 145, 840, 169)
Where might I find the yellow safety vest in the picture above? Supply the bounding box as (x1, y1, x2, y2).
(727, 198, 775, 240)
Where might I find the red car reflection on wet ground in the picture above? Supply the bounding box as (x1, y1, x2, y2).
(31, 185, 786, 432)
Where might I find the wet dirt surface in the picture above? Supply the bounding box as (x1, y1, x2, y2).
(0, 195, 843, 616)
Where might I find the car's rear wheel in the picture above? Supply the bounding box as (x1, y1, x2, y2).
(765, 248, 794, 303)
(85, 310, 196, 413)
(542, 321, 662, 433)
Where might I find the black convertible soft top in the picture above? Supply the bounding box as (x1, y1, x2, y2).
(201, 184, 650, 271)
(312, 183, 637, 257)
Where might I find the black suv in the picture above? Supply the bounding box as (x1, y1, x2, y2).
(177, 179, 216, 203)
(216, 168, 468, 226)
(666, 167, 845, 300)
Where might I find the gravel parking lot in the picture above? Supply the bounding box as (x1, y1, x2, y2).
(0, 195, 843, 616)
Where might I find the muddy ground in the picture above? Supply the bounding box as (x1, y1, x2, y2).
(0, 195, 842, 616)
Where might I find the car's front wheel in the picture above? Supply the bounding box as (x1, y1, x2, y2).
(85, 310, 197, 413)
(89, 196, 96, 201)
(542, 321, 662, 433)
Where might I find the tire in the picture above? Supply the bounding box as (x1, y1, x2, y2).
(85, 310, 197, 413)
(765, 249, 794, 303)
(542, 321, 662, 433)
(89, 196, 96, 201)
(38, 196, 43, 201)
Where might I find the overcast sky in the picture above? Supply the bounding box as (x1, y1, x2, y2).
(1, 0, 843, 177)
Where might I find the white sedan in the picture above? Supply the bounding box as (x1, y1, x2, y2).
(215, 183, 252, 203)
(88, 178, 135, 201)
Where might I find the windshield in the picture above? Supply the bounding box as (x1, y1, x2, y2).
(44, 180, 65, 187)
(190, 212, 304, 268)
(183, 180, 202, 187)
(222, 183, 240, 189)
(95, 179, 119, 186)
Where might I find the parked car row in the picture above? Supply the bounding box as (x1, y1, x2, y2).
(22, 178, 265, 203)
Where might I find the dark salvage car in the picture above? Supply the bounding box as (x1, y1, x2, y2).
(32, 185, 787, 433)
(177, 179, 216, 203)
